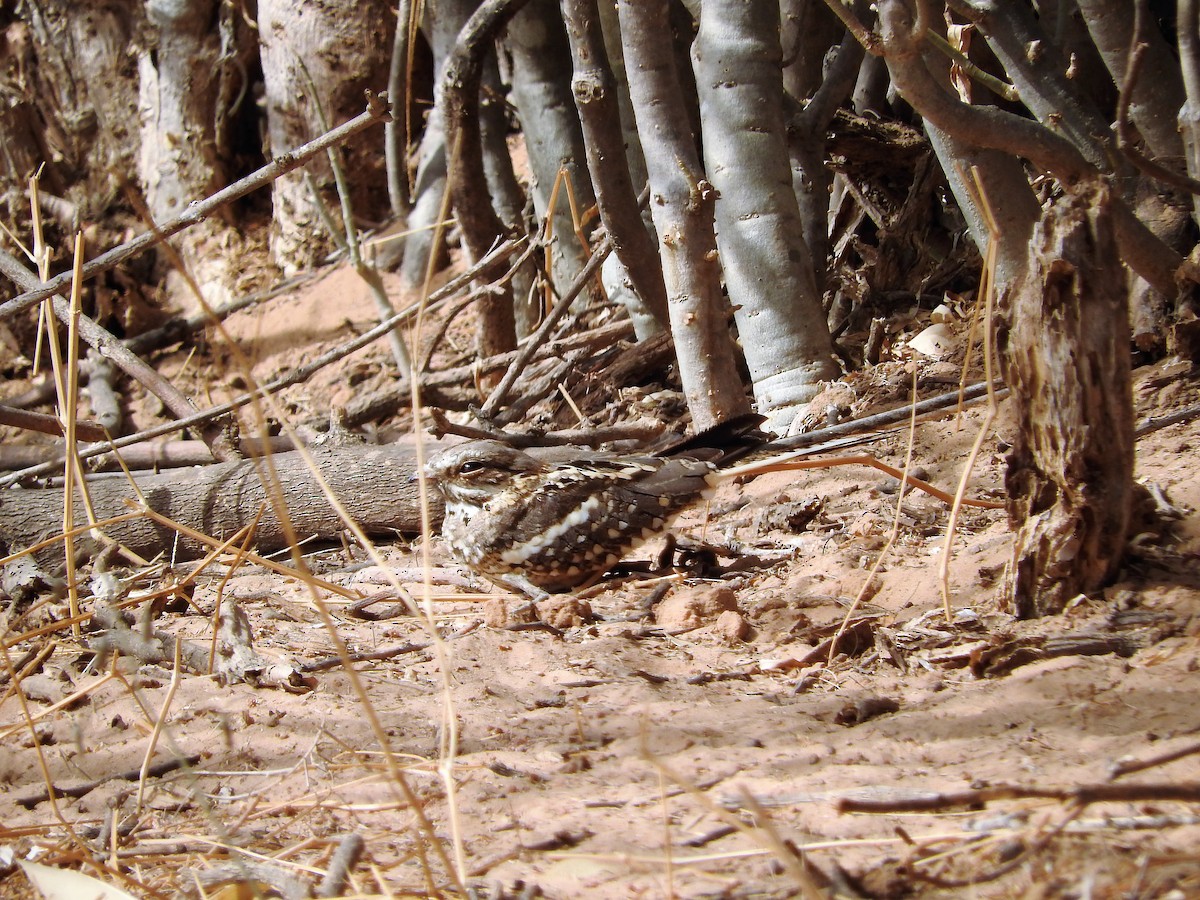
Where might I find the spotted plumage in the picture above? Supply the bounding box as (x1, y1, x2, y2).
(425, 440, 722, 596)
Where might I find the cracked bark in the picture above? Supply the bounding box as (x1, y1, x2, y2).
(999, 183, 1135, 618)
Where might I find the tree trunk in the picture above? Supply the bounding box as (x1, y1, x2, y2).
(693, 0, 837, 432)
(1077, 0, 1186, 162)
(139, 0, 253, 314)
(998, 181, 1135, 618)
(138, 0, 223, 222)
(785, 13, 865, 298)
(562, 0, 668, 338)
(443, 0, 531, 366)
(11, 2, 142, 212)
(617, 0, 750, 430)
(503, 0, 599, 308)
(257, 0, 394, 274)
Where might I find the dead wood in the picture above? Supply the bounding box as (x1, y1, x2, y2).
(479, 234, 613, 420)
(0, 404, 108, 442)
(0, 247, 239, 461)
(838, 781, 1200, 815)
(0, 443, 438, 564)
(0, 241, 523, 488)
(999, 182, 1136, 617)
(0, 436, 297, 473)
(335, 316, 636, 425)
(0, 98, 391, 322)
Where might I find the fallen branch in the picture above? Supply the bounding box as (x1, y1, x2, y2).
(839, 780, 1200, 814)
(0, 443, 436, 563)
(0, 248, 238, 460)
(0, 436, 296, 474)
(0, 404, 108, 442)
(0, 239, 523, 488)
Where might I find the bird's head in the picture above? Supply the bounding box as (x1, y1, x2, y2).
(424, 440, 546, 507)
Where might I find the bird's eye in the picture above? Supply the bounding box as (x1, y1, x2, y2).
(457, 460, 489, 475)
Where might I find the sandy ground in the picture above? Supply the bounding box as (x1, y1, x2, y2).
(2, 267, 1199, 899)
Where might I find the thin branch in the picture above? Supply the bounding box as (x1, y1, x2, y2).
(0, 239, 524, 487)
(478, 234, 612, 419)
(876, 0, 1181, 297)
(839, 781, 1200, 814)
(0, 249, 236, 459)
(1117, 42, 1200, 196)
(0, 404, 107, 442)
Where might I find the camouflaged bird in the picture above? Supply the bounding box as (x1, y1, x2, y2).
(424, 416, 768, 598)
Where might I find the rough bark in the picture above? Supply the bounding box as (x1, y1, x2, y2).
(998, 182, 1135, 618)
(0, 444, 437, 565)
(7, 2, 141, 209)
(617, 0, 750, 430)
(693, 0, 837, 431)
(257, 0, 394, 274)
(562, 0, 668, 338)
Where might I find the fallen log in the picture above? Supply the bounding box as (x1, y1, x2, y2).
(0, 442, 440, 565)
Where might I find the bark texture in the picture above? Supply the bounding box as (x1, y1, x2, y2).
(138, 0, 223, 221)
(999, 182, 1135, 618)
(693, 0, 837, 430)
(504, 0, 598, 306)
(0, 444, 436, 565)
(257, 0, 394, 273)
(617, 0, 750, 430)
(444, 0, 531, 364)
(562, 0, 668, 337)
(6, 2, 141, 211)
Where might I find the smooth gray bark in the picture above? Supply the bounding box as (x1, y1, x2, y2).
(1078, 0, 1186, 161)
(139, 0, 223, 222)
(1178, 0, 1200, 224)
(503, 0, 599, 307)
(385, 0, 414, 220)
(785, 13, 865, 296)
(875, 0, 1180, 299)
(948, 0, 1116, 174)
(693, 0, 837, 431)
(617, 0, 750, 430)
(394, 0, 467, 287)
(444, 0, 532, 363)
(562, 0, 668, 338)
